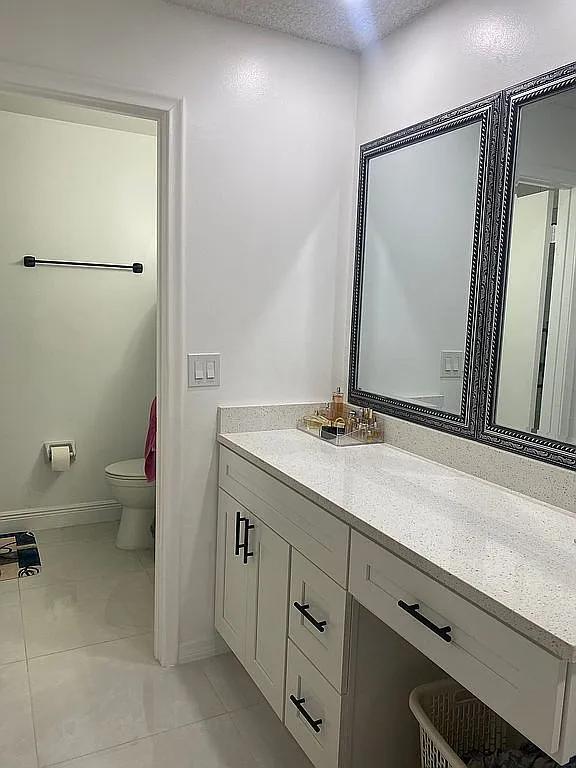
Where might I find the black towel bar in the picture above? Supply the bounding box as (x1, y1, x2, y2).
(23, 255, 143, 273)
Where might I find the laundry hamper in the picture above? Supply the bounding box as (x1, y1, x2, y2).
(409, 680, 520, 768)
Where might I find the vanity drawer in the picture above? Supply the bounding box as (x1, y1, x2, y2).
(349, 531, 567, 755)
(219, 446, 350, 585)
(289, 550, 350, 693)
(285, 640, 343, 768)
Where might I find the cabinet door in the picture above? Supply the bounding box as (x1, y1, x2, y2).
(245, 514, 291, 719)
(215, 489, 250, 661)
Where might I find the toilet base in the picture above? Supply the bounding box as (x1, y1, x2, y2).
(116, 505, 155, 550)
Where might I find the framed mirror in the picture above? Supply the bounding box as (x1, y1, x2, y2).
(482, 63, 576, 469)
(349, 95, 500, 437)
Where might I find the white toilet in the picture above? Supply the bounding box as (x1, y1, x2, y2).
(105, 458, 155, 550)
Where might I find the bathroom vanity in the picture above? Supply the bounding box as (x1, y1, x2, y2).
(213, 59, 576, 768)
(215, 428, 576, 768)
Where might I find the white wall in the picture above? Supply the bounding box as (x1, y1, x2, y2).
(0, 0, 359, 657)
(358, 122, 480, 414)
(0, 109, 157, 513)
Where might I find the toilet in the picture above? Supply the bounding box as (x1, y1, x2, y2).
(105, 459, 155, 550)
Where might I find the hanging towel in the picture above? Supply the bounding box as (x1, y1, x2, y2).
(144, 397, 157, 483)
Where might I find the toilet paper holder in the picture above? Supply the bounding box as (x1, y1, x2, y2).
(44, 441, 76, 463)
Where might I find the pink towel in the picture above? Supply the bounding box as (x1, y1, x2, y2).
(144, 397, 157, 483)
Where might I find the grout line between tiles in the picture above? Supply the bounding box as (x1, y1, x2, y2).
(227, 710, 266, 768)
(25, 628, 155, 663)
(41, 709, 246, 768)
(19, 561, 150, 592)
(18, 578, 41, 768)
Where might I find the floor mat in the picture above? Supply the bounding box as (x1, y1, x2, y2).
(0, 531, 42, 581)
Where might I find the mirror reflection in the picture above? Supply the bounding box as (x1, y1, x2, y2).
(357, 121, 482, 414)
(496, 90, 576, 443)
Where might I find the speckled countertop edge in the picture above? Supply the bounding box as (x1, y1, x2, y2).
(218, 431, 576, 662)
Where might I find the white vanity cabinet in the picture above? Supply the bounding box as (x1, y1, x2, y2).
(216, 441, 576, 768)
(215, 488, 290, 717)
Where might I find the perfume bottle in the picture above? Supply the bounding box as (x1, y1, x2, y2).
(328, 387, 346, 422)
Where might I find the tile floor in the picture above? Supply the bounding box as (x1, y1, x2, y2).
(0, 521, 312, 768)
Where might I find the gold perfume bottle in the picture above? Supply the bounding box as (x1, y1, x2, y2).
(328, 387, 345, 422)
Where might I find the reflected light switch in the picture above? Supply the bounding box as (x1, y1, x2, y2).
(440, 350, 463, 379)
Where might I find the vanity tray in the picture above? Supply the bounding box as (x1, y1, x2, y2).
(296, 417, 384, 447)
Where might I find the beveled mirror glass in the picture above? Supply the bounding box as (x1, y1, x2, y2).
(349, 96, 499, 436)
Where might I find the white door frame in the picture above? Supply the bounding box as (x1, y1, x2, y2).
(0, 60, 185, 667)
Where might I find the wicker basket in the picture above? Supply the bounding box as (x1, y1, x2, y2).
(409, 680, 520, 768)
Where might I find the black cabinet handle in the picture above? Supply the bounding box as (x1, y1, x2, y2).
(290, 695, 323, 733)
(397, 600, 452, 643)
(242, 518, 254, 564)
(234, 512, 254, 563)
(293, 602, 327, 633)
(234, 511, 242, 556)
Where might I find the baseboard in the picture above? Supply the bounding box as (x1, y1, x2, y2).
(0, 500, 121, 532)
(178, 634, 228, 664)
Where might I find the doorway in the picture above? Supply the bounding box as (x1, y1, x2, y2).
(0, 73, 184, 670)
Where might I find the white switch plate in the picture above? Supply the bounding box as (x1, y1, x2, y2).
(440, 350, 463, 379)
(187, 354, 221, 388)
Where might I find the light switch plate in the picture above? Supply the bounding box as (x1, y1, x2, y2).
(440, 350, 463, 379)
(187, 353, 221, 388)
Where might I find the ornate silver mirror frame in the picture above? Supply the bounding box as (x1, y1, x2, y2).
(349, 94, 501, 439)
(480, 62, 576, 470)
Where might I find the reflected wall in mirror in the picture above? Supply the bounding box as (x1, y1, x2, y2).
(487, 66, 576, 466)
(349, 97, 498, 435)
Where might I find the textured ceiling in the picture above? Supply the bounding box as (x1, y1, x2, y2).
(164, 0, 444, 51)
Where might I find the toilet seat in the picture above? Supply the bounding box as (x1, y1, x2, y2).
(105, 458, 150, 482)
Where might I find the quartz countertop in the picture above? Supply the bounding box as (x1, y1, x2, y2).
(218, 429, 576, 661)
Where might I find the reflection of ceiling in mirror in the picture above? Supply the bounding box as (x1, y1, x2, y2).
(516, 91, 576, 190)
(544, 89, 576, 111)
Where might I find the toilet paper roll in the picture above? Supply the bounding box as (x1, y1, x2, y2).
(50, 445, 71, 472)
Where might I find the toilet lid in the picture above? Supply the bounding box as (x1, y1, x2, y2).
(105, 459, 146, 479)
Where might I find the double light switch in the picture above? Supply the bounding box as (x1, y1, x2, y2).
(187, 354, 221, 388)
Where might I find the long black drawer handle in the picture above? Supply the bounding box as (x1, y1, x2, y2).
(290, 695, 323, 733)
(397, 600, 452, 643)
(293, 602, 327, 633)
(242, 518, 254, 564)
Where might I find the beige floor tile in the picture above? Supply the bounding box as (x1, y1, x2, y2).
(136, 548, 155, 569)
(29, 634, 227, 766)
(0, 661, 38, 768)
(200, 652, 264, 712)
(21, 571, 153, 657)
(35, 522, 119, 546)
(0, 584, 26, 664)
(0, 577, 20, 598)
(41, 714, 257, 768)
(20, 539, 142, 591)
(231, 702, 313, 768)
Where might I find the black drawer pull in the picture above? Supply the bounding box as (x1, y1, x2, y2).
(242, 518, 254, 564)
(293, 602, 327, 633)
(397, 600, 452, 643)
(290, 695, 323, 733)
